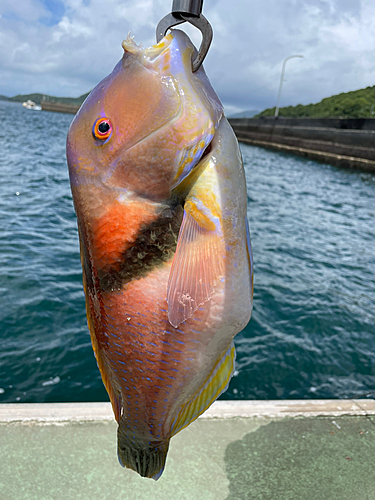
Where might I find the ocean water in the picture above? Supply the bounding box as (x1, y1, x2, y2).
(0, 100, 374, 403)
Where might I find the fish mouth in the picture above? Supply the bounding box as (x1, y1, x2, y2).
(122, 32, 174, 60)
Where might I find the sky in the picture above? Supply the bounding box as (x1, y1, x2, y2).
(0, 0, 374, 115)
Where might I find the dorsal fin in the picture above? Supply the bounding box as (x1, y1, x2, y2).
(81, 262, 122, 423)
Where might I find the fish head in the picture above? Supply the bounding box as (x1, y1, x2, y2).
(67, 30, 223, 202)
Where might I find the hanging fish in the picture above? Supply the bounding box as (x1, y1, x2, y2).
(66, 29, 253, 480)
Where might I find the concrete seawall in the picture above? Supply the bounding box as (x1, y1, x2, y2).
(41, 101, 81, 114)
(229, 117, 375, 172)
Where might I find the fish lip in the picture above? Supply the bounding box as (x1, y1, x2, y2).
(122, 32, 174, 60)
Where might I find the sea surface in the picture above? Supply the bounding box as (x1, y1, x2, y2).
(1, 100, 374, 403)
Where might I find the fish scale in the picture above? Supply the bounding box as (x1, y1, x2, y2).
(67, 30, 253, 479)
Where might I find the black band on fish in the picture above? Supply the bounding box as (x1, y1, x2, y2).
(97, 204, 183, 292)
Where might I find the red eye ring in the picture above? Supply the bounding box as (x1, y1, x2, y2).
(93, 117, 112, 141)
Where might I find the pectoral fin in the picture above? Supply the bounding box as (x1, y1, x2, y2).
(167, 204, 225, 328)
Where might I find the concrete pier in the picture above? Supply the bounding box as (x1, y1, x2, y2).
(229, 117, 375, 172)
(41, 101, 81, 114)
(1, 400, 375, 499)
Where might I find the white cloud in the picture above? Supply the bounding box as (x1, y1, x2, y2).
(0, 0, 48, 22)
(0, 0, 374, 112)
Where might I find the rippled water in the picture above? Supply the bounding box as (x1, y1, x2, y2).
(1, 100, 374, 403)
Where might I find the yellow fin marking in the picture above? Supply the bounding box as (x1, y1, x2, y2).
(170, 344, 235, 437)
(184, 200, 216, 231)
(197, 189, 222, 220)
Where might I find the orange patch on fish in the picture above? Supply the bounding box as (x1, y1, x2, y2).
(91, 200, 157, 269)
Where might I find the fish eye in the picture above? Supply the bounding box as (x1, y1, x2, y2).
(93, 118, 112, 142)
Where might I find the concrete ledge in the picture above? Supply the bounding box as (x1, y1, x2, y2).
(229, 117, 375, 171)
(41, 101, 80, 114)
(229, 116, 375, 131)
(237, 137, 375, 172)
(2, 400, 375, 499)
(1, 399, 374, 422)
(236, 130, 375, 160)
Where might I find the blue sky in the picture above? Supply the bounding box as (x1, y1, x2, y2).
(39, 0, 65, 26)
(0, 0, 374, 115)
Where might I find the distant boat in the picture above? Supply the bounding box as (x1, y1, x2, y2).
(22, 100, 42, 111)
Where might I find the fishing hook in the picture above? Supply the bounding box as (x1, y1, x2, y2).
(156, 0, 213, 72)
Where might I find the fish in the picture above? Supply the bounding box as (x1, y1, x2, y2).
(66, 29, 253, 480)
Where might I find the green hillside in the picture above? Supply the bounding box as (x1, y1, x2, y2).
(256, 86, 375, 119)
(6, 92, 90, 106)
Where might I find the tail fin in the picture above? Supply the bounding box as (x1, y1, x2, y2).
(117, 419, 170, 480)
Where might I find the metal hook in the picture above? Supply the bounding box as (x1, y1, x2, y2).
(156, 0, 213, 72)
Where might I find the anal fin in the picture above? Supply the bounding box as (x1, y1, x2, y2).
(170, 343, 236, 437)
